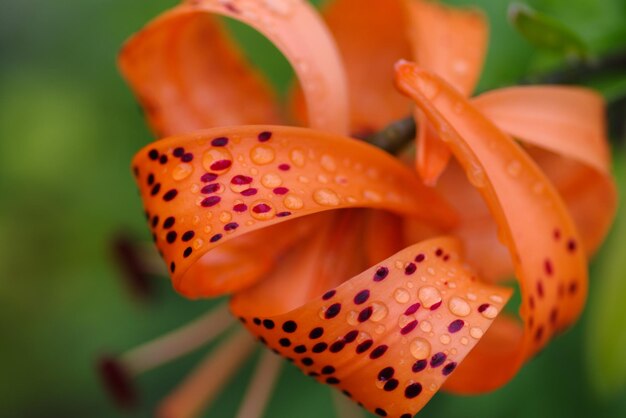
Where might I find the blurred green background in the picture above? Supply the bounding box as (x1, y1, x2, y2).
(1, 0, 625, 417)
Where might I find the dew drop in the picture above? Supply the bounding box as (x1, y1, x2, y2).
(172, 163, 193, 181)
(466, 163, 486, 188)
(320, 154, 337, 172)
(290, 148, 305, 167)
(419, 321, 432, 333)
(261, 173, 282, 188)
(506, 160, 522, 178)
(262, 0, 294, 16)
(250, 201, 276, 220)
(371, 302, 389, 322)
(418, 286, 442, 309)
(440, 334, 451, 345)
(282, 194, 304, 210)
(409, 338, 431, 360)
(470, 327, 484, 339)
(394, 288, 411, 304)
(480, 305, 498, 319)
(375, 324, 386, 335)
(202, 148, 233, 173)
(313, 188, 340, 206)
(448, 297, 471, 317)
(346, 310, 359, 326)
(250, 145, 275, 165)
(219, 211, 232, 223)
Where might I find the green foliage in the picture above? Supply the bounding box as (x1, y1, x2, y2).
(508, 2, 588, 59)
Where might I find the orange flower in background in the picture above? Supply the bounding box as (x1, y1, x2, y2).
(104, 0, 617, 417)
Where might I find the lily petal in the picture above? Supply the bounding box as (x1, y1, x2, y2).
(473, 86, 617, 256)
(404, 0, 488, 184)
(231, 237, 511, 417)
(311, 0, 413, 134)
(132, 125, 457, 298)
(119, 0, 349, 136)
(396, 62, 589, 392)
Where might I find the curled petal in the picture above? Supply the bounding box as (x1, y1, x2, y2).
(231, 237, 511, 417)
(120, 0, 349, 135)
(292, 0, 413, 134)
(404, 0, 488, 183)
(132, 126, 457, 298)
(396, 62, 589, 391)
(473, 86, 617, 256)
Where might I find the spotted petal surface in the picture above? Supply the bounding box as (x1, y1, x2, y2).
(132, 125, 457, 298)
(231, 237, 511, 417)
(396, 62, 589, 392)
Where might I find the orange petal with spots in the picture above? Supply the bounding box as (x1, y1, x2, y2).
(396, 62, 591, 392)
(405, 0, 487, 184)
(119, 0, 349, 136)
(291, 0, 412, 134)
(132, 125, 458, 298)
(231, 237, 511, 418)
(473, 86, 617, 256)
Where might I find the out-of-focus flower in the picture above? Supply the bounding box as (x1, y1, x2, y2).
(99, 1, 617, 417)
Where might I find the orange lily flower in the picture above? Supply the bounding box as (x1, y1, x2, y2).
(110, 0, 617, 417)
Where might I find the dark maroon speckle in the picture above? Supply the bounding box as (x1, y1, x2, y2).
(163, 189, 178, 201)
(412, 359, 427, 373)
(173, 147, 184, 157)
(401, 320, 418, 335)
(278, 163, 290, 171)
(405, 262, 417, 275)
(183, 247, 192, 258)
(378, 367, 394, 381)
(430, 352, 447, 367)
(159, 155, 168, 164)
(478, 303, 489, 313)
(276, 211, 292, 217)
(201, 173, 218, 183)
(322, 290, 336, 300)
(182, 231, 195, 242)
(262, 319, 275, 329)
(567, 239, 577, 252)
(201, 183, 220, 194)
(405, 383, 422, 399)
(373, 266, 389, 282)
(309, 327, 324, 339)
(231, 175, 253, 185)
(356, 340, 373, 354)
(544, 259, 553, 276)
(181, 153, 193, 163)
(415, 253, 425, 262)
(150, 183, 161, 196)
(166, 231, 177, 244)
(258, 131, 272, 142)
(344, 330, 358, 343)
(354, 289, 370, 305)
(404, 303, 420, 315)
(224, 222, 239, 231)
(201, 196, 221, 207)
(282, 320, 297, 333)
(329, 340, 345, 353)
(448, 319, 464, 333)
(233, 203, 248, 212)
(211, 137, 229, 147)
(210, 160, 232, 171)
(430, 300, 442, 311)
(369, 345, 388, 359)
(358, 307, 373, 322)
(210, 234, 222, 243)
(312, 342, 328, 353)
(241, 188, 258, 196)
(324, 303, 341, 319)
(163, 216, 175, 229)
(442, 362, 457, 376)
(273, 187, 289, 195)
(148, 149, 159, 160)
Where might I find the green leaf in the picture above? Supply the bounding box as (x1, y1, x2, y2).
(586, 150, 626, 398)
(508, 2, 588, 59)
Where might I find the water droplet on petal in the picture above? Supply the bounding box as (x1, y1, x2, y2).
(507, 160, 522, 178)
(290, 148, 305, 167)
(418, 286, 442, 309)
(371, 302, 388, 322)
(448, 297, 471, 317)
(250, 145, 275, 165)
(283, 194, 304, 210)
(410, 338, 431, 359)
(394, 288, 411, 304)
(470, 327, 484, 339)
(172, 163, 193, 181)
(313, 188, 340, 206)
(261, 173, 282, 188)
